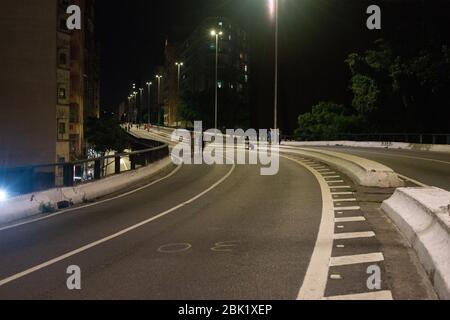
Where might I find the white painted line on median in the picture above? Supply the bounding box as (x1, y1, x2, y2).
(329, 186, 352, 189)
(335, 217, 366, 223)
(332, 192, 354, 195)
(334, 206, 361, 211)
(282, 156, 335, 301)
(329, 253, 384, 267)
(324, 290, 393, 300)
(0, 163, 183, 232)
(334, 232, 376, 240)
(0, 164, 236, 287)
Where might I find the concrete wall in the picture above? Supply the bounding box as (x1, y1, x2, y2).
(0, 1, 57, 168)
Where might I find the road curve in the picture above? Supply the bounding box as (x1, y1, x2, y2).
(0, 157, 322, 299)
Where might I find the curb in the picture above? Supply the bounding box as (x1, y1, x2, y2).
(280, 146, 404, 188)
(381, 187, 450, 299)
(0, 157, 173, 226)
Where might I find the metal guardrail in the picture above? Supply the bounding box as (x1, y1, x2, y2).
(282, 133, 450, 145)
(0, 144, 169, 196)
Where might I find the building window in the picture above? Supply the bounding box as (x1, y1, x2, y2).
(218, 81, 223, 89)
(244, 65, 248, 72)
(59, 87, 66, 99)
(58, 122, 66, 135)
(59, 53, 67, 66)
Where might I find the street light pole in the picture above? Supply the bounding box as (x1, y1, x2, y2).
(211, 30, 222, 130)
(139, 88, 144, 125)
(146, 82, 152, 128)
(175, 62, 183, 127)
(156, 75, 163, 129)
(274, 0, 279, 131)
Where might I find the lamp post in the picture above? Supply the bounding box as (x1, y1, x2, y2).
(175, 62, 183, 127)
(139, 88, 144, 125)
(146, 82, 152, 128)
(211, 30, 223, 130)
(155, 75, 163, 128)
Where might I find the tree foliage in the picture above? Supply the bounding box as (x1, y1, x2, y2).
(85, 116, 129, 154)
(296, 40, 450, 139)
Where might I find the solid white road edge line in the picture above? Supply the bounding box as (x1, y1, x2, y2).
(0, 163, 183, 232)
(282, 155, 335, 301)
(0, 163, 236, 287)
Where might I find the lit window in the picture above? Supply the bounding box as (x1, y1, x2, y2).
(218, 81, 223, 89)
(244, 65, 248, 72)
(229, 35, 232, 41)
(219, 22, 223, 26)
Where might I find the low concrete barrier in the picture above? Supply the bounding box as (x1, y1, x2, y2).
(282, 140, 450, 154)
(0, 157, 173, 226)
(382, 187, 450, 299)
(280, 146, 404, 188)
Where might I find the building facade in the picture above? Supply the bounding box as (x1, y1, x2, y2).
(177, 17, 250, 128)
(0, 0, 100, 192)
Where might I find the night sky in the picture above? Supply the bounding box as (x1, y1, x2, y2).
(96, 0, 450, 133)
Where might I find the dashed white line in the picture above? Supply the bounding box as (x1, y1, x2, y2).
(329, 253, 384, 267)
(334, 232, 376, 240)
(334, 206, 361, 211)
(335, 217, 366, 223)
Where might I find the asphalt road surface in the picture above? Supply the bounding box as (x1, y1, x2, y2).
(0, 129, 442, 300)
(0, 158, 323, 299)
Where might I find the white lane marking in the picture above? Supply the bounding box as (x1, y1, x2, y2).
(329, 186, 352, 189)
(324, 290, 393, 300)
(332, 192, 354, 195)
(329, 253, 384, 267)
(334, 198, 357, 202)
(0, 164, 236, 287)
(283, 156, 335, 301)
(0, 164, 183, 232)
(330, 274, 343, 280)
(328, 180, 345, 184)
(334, 232, 376, 240)
(397, 174, 429, 188)
(334, 206, 361, 211)
(337, 225, 345, 229)
(324, 176, 341, 179)
(335, 217, 366, 223)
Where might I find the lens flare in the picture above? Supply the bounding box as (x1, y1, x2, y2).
(268, 0, 275, 19)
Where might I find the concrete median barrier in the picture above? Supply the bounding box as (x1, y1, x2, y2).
(281, 146, 404, 188)
(0, 157, 173, 226)
(382, 187, 450, 299)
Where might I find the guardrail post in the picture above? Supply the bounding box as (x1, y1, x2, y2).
(115, 154, 121, 174)
(63, 163, 74, 187)
(94, 160, 101, 180)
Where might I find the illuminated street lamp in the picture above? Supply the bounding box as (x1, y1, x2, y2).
(155, 75, 163, 128)
(210, 30, 223, 130)
(146, 81, 153, 127)
(269, 0, 279, 130)
(175, 62, 184, 127)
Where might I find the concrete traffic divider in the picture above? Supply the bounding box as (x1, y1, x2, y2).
(0, 157, 174, 226)
(280, 146, 404, 188)
(382, 187, 450, 299)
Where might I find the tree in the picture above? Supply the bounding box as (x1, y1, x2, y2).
(295, 101, 362, 140)
(85, 116, 129, 155)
